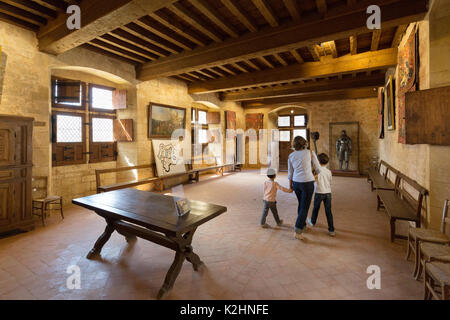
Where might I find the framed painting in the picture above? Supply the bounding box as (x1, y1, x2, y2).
(148, 103, 186, 139)
(225, 111, 236, 130)
(385, 76, 395, 131)
(245, 113, 264, 130)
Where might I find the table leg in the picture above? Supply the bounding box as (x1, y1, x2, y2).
(116, 228, 138, 243)
(87, 221, 115, 259)
(157, 251, 186, 300)
(185, 245, 204, 271)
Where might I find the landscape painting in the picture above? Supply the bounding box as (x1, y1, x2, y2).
(148, 103, 186, 138)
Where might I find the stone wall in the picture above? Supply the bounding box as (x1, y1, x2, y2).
(379, 0, 450, 229)
(0, 21, 137, 204)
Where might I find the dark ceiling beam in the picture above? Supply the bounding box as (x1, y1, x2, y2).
(242, 87, 379, 108)
(0, 1, 47, 25)
(189, 0, 239, 38)
(188, 48, 397, 93)
(221, 0, 258, 32)
(137, 0, 428, 81)
(0, 11, 39, 31)
(2, 0, 57, 19)
(221, 73, 386, 101)
(38, 0, 178, 55)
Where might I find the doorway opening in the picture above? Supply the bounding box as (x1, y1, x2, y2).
(275, 108, 309, 171)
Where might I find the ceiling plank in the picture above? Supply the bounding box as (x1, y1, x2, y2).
(188, 48, 398, 93)
(107, 30, 161, 59)
(244, 59, 261, 71)
(135, 16, 194, 51)
(168, 2, 223, 42)
(290, 49, 304, 63)
(119, 25, 171, 56)
(98, 33, 158, 60)
(0, 2, 47, 25)
(148, 11, 206, 47)
(371, 29, 382, 50)
(221, 0, 258, 32)
(138, 0, 427, 81)
(315, 0, 327, 15)
(242, 87, 378, 107)
(123, 22, 180, 54)
(217, 65, 237, 76)
(0, 11, 39, 31)
(347, 0, 357, 5)
(259, 56, 275, 68)
(38, 0, 178, 55)
(283, 0, 301, 21)
(350, 35, 357, 55)
(273, 53, 288, 66)
(88, 39, 148, 63)
(221, 73, 385, 101)
(392, 24, 408, 47)
(251, 0, 278, 27)
(231, 62, 249, 73)
(2, 0, 57, 19)
(33, 0, 67, 12)
(189, 0, 239, 38)
(82, 43, 140, 65)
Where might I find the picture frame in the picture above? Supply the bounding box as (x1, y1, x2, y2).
(385, 76, 396, 131)
(148, 103, 186, 139)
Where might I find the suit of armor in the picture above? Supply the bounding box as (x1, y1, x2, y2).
(336, 130, 352, 171)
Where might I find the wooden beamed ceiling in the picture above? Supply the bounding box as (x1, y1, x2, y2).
(0, 0, 429, 106)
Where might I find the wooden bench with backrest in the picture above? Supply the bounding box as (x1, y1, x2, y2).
(96, 163, 235, 193)
(376, 172, 429, 242)
(367, 160, 397, 192)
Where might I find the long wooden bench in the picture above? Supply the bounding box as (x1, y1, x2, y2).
(367, 160, 397, 192)
(96, 163, 235, 193)
(377, 172, 428, 242)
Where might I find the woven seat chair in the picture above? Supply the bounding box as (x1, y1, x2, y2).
(406, 199, 450, 279)
(416, 242, 450, 280)
(424, 259, 450, 300)
(32, 176, 64, 226)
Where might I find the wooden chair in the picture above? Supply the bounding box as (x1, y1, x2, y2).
(406, 199, 450, 279)
(424, 257, 450, 300)
(32, 176, 64, 226)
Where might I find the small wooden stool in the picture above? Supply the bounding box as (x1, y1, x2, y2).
(32, 177, 64, 226)
(424, 259, 450, 300)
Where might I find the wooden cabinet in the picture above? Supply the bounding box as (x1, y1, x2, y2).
(0, 115, 34, 234)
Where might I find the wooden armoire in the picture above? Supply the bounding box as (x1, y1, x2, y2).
(0, 115, 34, 234)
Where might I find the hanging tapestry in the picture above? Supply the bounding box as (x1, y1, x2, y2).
(398, 25, 419, 144)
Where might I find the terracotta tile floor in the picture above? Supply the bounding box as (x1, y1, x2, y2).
(0, 170, 423, 300)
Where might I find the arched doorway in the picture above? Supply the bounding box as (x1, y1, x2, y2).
(269, 106, 309, 172)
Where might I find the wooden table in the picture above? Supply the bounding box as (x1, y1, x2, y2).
(72, 188, 227, 299)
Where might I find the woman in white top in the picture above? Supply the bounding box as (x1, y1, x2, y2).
(288, 136, 322, 240)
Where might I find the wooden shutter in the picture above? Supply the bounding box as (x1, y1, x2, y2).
(113, 119, 134, 142)
(52, 78, 81, 104)
(51, 112, 86, 167)
(207, 112, 220, 124)
(89, 115, 117, 163)
(113, 89, 127, 109)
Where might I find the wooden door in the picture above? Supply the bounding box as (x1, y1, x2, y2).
(279, 130, 292, 171)
(0, 183, 13, 227)
(0, 123, 16, 166)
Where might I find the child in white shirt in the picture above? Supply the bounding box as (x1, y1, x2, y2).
(260, 168, 293, 228)
(307, 153, 335, 236)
